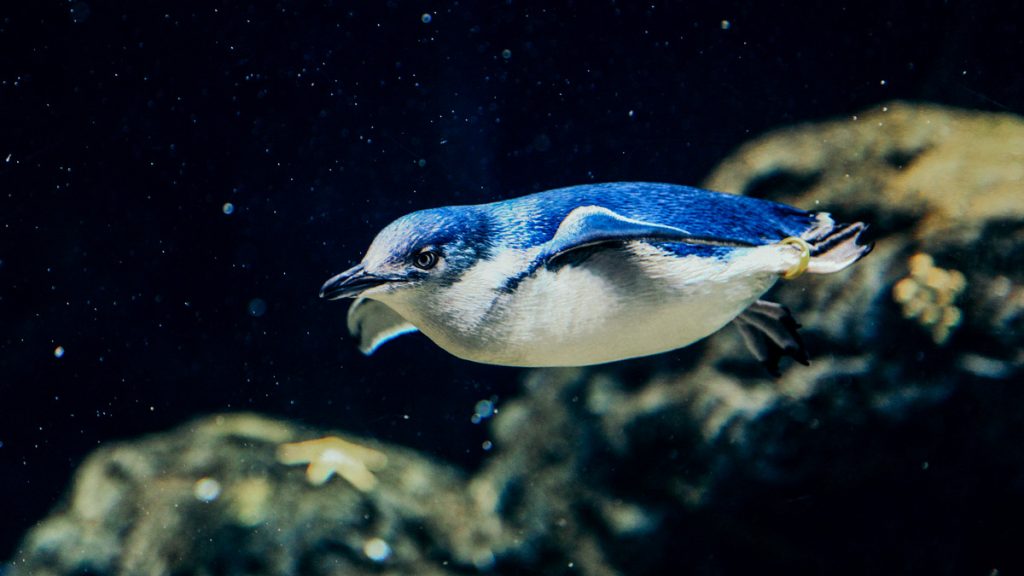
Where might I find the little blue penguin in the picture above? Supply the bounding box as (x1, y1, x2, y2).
(320, 182, 872, 374)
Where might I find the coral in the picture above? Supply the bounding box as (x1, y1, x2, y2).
(276, 436, 388, 492)
(892, 253, 966, 344)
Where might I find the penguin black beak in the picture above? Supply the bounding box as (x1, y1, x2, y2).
(319, 265, 393, 300)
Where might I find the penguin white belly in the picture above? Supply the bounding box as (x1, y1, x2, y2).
(475, 244, 782, 367)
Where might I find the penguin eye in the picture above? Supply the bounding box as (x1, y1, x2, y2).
(413, 250, 440, 270)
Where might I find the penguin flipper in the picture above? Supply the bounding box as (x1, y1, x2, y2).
(539, 205, 754, 265)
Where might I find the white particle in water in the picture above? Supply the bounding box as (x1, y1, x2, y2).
(880, 79, 887, 86)
(420, 13, 432, 24)
(501, 49, 512, 59)
(222, 202, 235, 215)
(721, 20, 731, 30)
(482, 440, 493, 451)
(364, 538, 392, 562)
(54, 346, 65, 359)
(193, 477, 222, 502)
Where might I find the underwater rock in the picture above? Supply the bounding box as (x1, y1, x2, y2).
(7, 414, 504, 576)
(707, 101, 1024, 244)
(469, 102, 1024, 574)
(705, 101, 1024, 369)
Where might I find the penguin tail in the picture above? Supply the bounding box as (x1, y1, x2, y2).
(801, 213, 874, 274)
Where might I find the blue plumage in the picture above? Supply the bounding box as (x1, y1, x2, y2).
(321, 181, 871, 371)
(483, 182, 817, 250)
(362, 182, 817, 273)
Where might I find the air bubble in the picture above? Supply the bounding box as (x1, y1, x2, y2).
(248, 298, 267, 317)
(474, 399, 494, 419)
(364, 538, 392, 562)
(193, 477, 222, 502)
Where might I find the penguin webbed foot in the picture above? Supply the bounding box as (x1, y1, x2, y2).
(732, 300, 809, 377)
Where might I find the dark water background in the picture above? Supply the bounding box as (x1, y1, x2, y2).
(1, 0, 1021, 561)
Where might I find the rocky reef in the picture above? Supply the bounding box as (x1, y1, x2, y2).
(5, 414, 503, 576)
(8, 102, 1024, 575)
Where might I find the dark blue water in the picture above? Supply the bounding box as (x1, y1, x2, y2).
(1, 0, 1021, 568)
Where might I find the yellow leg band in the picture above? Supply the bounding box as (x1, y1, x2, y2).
(780, 236, 811, 280)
